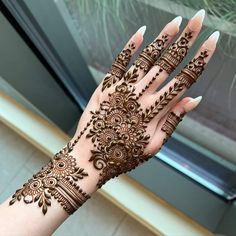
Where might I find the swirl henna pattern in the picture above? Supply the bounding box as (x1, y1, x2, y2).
(9, 143, 90, 215)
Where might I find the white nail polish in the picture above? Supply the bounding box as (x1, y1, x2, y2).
(184, 96, 202, 112)
(192, 9, 205, 20)
(137, 25, 146, 36)
(171, 16, 182, 27)
(209, 31, 220, 43)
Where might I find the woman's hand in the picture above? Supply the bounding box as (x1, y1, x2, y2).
(7, 10, 219, 228)
(71, 9, 219, 187)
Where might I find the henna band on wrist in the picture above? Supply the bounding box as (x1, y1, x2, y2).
(176, 50, 208, 88)
(9, 143, 90, 215)
(156, 32, 193, 74)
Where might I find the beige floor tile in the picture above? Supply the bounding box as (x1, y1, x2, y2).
(0, 123, 36, 194)
(112, 216, 155, 236)
(0, 167, 33, 204)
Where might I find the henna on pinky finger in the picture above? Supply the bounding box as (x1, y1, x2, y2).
(101, 26, 146, 91)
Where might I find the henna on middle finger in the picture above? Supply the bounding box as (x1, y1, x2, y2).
(156, 31, 193, 74)
(134, 34, 169, 73)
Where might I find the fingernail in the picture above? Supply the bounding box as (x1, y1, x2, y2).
(184, 96, 202, 112)
(192, 9, 205, 21)
(208, 31, 220, 43)
(137, 25, 146, 36)
(171, 16, 182, 27)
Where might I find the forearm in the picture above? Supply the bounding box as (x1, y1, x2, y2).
(0, 135, 99, 236)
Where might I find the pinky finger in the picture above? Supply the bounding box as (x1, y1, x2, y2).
(147, 96, 202, 153)
(101, 26, 146, 91)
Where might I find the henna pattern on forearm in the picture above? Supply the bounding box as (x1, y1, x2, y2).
(9, 143, 90, 215)
(161, 112, 184, 144)
(102, 42, 135, 91)
(176, 50, 208, 88)
(134, 35, 168, 73)
(156, 32, 193, 74)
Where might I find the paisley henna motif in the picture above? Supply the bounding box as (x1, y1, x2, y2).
(102, 42, 135, 91)
(9, 143, 90, 215)
(161, 112, 185, 144)
(156, 32, 193, 74)
(176, 50, 208, 88)
(134, 34, 169, 73)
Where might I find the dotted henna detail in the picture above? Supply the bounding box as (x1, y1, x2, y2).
(156, 32, 193, 74)
(134, 34, 169, 73)
(102, 42, 136, 91)
(9, 143, 90, 215)
(136, 68, 164, 100)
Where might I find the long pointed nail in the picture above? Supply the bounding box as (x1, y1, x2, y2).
(184, 96, 202, 112)
(208, 31, 220, 43)
(137, 25, 146, 36)
(171, 16, 182, 27)
(192, 9, 205, 21)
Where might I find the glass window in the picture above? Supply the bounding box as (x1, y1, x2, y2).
(1, 0, 236, 232)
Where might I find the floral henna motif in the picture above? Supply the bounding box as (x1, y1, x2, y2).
(134, 34, 169, 73)
(102, 42, 136, 91)
(9, 143, 90, 215)
(176, 50, 208, 88)
(161, 112, 185, 144)
(156, 32, 193, 74)
(87, 73, 153, 187)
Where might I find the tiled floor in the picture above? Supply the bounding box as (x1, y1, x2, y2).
(0, 122, 155, 236)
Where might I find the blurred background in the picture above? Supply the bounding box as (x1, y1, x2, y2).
(0, 0, 236, 235)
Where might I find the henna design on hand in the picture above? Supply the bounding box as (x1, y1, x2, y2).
(134, 35, 168, 73)
(161, 112, 184, 144)
(135, 68, 163, 100)
(87, 78, 152, 187)
(176, 50, 208, 88)
(9, 143, 90, 215)
(102, 42, 136, 91)
(156, 32, 193, 74)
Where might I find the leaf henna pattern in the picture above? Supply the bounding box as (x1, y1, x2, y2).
(9, 143, 90, 215)
(102, 42, 136, 91)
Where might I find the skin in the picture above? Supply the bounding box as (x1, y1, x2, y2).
(0, 10, 219, 236)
